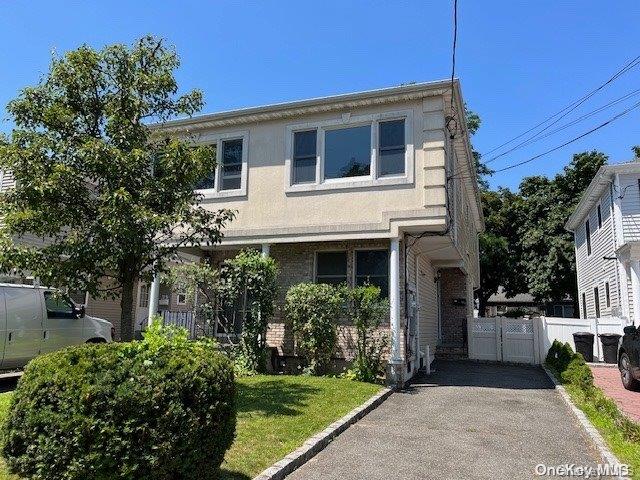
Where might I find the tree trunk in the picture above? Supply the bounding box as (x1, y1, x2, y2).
(478, 292, 489, 318)
(119, 275, 136, 341)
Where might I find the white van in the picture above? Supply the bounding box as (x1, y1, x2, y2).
(0, 283, 113, 369)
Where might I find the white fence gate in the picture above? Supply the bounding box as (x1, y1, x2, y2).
(468, 316, 629, 364)
(468, 317, 540, 364)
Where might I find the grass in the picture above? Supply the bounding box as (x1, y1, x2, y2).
(545, 364, 640, 479)
(220, 375, 381, 479)
(562, 383, 640, 480)
(0, 376, 381, 480)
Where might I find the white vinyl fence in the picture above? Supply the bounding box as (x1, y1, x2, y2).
(468, 316, 630, 365)
(538, 316, 629, 363)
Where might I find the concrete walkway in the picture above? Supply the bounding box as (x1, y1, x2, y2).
(287, 361, 601, 480)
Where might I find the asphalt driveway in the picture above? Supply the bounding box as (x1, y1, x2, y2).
(287, 361, 601, 480)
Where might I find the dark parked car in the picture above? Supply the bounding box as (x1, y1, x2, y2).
(619, 325, 640, 391)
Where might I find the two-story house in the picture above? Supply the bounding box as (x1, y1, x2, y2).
(566, 161, 640, 325)
(1, 81, 483, 384)
(144, 80, 483, 383)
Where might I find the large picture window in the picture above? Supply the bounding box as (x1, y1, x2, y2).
(324, 125, 371, 179)
(355, 250, 389, 297)
(315, 251, 348, 285)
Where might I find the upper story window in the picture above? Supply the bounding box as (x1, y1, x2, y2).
(585, 219, 592, 256)
(597, 204, 602, 229)
(293, 130, 317, 184)
(285, 110, 414, 193)
(379, 119, 406, 176)
(324, 125, 371, 179)
(194, 131, 249, 199)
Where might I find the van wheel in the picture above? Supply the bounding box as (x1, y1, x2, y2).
(86, 338, 107, 344)
(619, 352, 639, 391)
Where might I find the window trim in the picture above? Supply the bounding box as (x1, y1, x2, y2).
(284, 109, 414, 193)
(176, 291, 187, 306)
(193, 130, 249, 199)
(314, 250, 349, 285)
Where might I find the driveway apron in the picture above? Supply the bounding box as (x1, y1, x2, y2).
(287, 361, 601, 480)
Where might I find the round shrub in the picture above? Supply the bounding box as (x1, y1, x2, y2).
(2, 324, 236, 480)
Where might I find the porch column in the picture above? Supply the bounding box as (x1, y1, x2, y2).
(261, 243, 270, 257)
(147, 274, 161, 326)
(631, 260, 640, 325)
(389, 238, 402, 366)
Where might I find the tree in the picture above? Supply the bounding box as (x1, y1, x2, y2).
(465, 106, 494, 190)
(0, 36, 234, 340)
(517, 151, 608, 306)
(477, 188, 527, 314)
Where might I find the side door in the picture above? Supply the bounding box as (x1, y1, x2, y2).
(3, 287, 43, 369)
(42, 291, 84, 354)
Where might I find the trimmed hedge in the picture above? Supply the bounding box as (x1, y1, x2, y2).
(2, 324, 236, 480)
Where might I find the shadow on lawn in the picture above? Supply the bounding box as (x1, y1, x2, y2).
(219, 468, 252, 480)
(236, 379, 321, 417)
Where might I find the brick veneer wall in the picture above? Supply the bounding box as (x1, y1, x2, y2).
(439, 267, 469, 347)
(208, 239, 398, 363)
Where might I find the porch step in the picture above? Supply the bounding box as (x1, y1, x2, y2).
(435, 344, 468, 360)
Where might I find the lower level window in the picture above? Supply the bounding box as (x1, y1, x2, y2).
(355, 250, 389, 297)
(315, 251, 348, 285)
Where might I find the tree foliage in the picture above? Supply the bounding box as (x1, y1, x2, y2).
(167, 250, 278, 374)
(517, 151, 607, 302)
(0, 36, 234, 339)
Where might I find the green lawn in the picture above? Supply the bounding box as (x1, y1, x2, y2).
(0, 376, 381, 480)
(563, 384, 640, 480)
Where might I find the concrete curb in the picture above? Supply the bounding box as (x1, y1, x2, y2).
(542, 366, 629, 479)
(253, 387, 393, 480)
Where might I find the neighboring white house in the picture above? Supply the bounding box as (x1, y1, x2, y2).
(566, 161, 640, 324)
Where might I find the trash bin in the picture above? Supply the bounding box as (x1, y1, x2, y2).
(573, 332, 595, 362)
(599, 333, 621, 364)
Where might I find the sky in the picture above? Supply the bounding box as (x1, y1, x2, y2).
(1, 0, 639, 190)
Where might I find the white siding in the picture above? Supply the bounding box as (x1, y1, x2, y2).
(575, 186, 619, 318)
(619, 173, 640, 241)
(417, 256, 438, 353)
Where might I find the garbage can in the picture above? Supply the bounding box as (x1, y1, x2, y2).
(599, 333, 622, 364)
(572, 332, 595, 362)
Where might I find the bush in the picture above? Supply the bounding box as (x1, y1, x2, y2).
(2, 322, 236, 480)
(561, 355, 593, 391)
(285, 283, 343, 375)
(344, 285, 389, 383)
(545, 340, 575, 372)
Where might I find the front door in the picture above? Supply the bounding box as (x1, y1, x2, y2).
(42, 291, 84, 354)
(3, 287, 43, 369)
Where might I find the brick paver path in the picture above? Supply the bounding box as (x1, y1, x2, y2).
(592, 366, 640, 423)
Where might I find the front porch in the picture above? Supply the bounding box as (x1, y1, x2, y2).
(143, 234, 475, 384)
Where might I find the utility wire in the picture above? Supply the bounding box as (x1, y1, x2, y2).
(482, 54, 640, 156)
(484, 87, 640, 165)
(450, 99, 640, 180)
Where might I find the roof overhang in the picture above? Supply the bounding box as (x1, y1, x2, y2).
(565, 162, 640, 232)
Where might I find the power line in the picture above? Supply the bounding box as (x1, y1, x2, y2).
(482, 54, 640, 156)
(484, 87, 640, 164)
(447, 0, 459, 134)
(450, 99, 640, 180)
